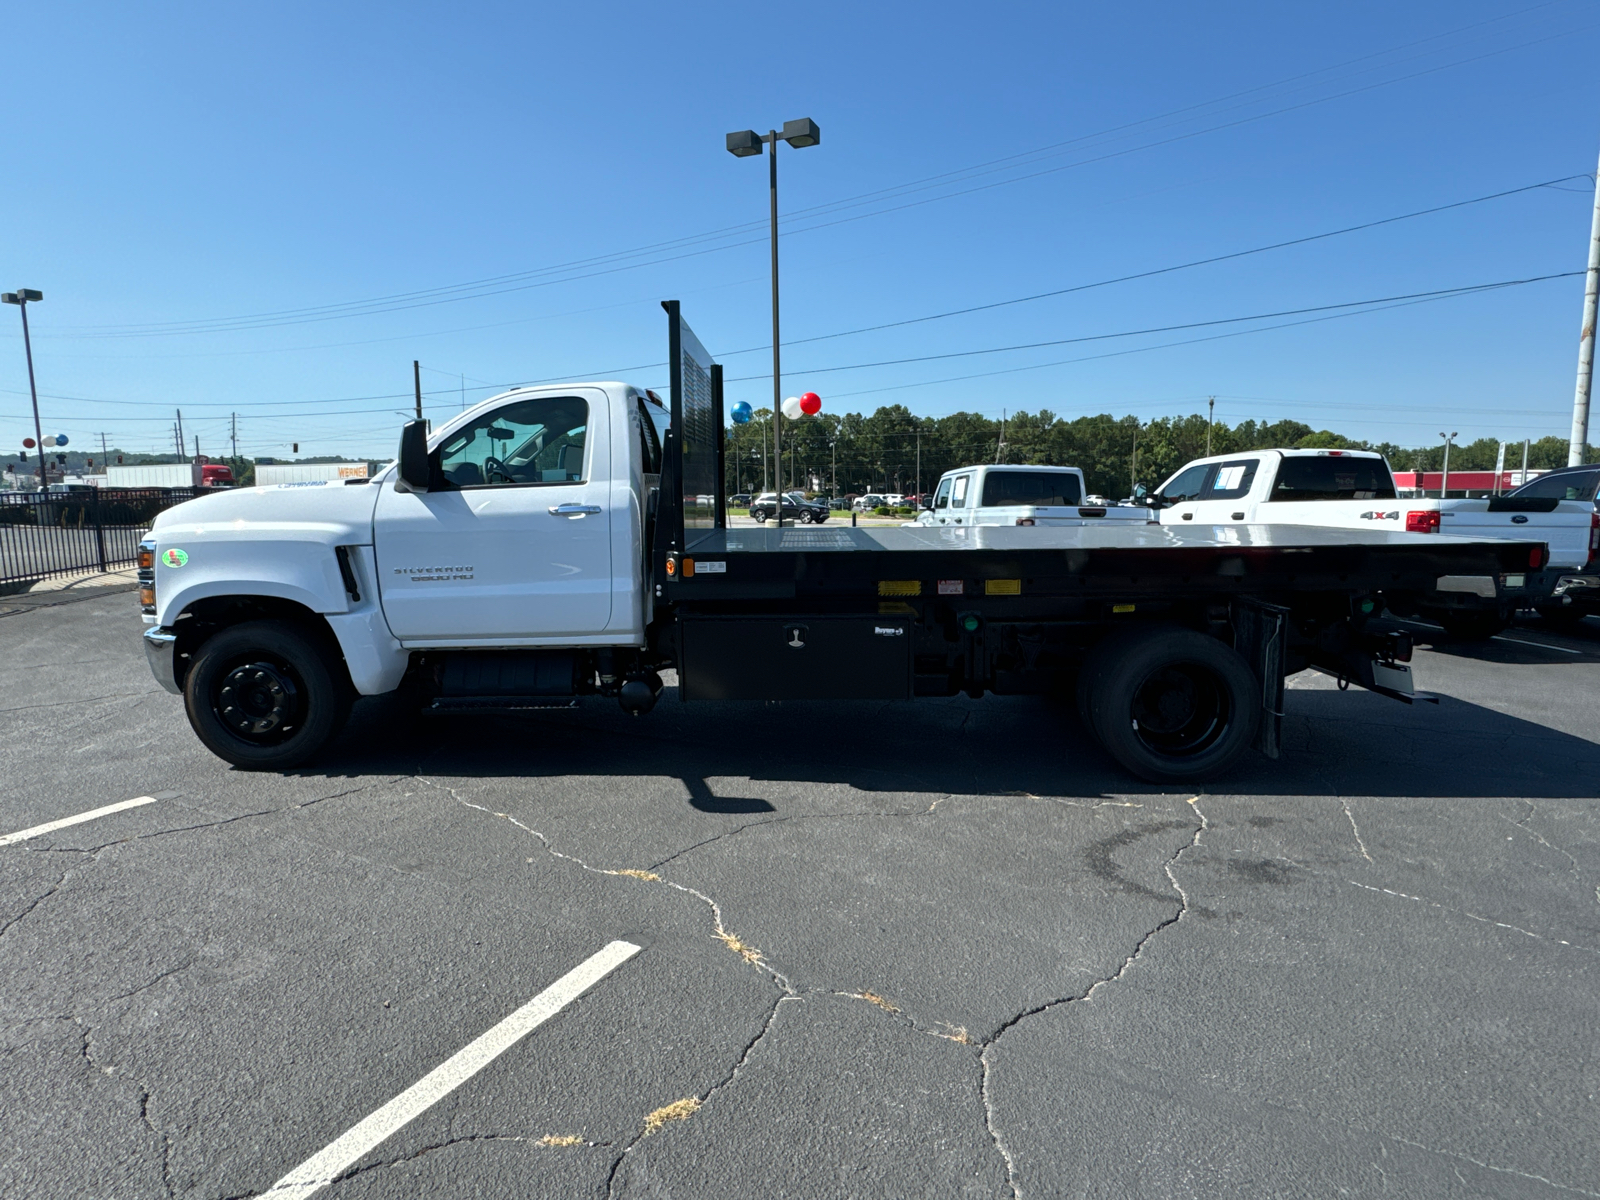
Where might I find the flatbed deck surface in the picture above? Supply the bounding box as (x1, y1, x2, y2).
(688, 523, 1520, 554)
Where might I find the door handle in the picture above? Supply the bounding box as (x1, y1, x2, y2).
(549, 503, 602, 516)
(1182, 512, 1194, 520)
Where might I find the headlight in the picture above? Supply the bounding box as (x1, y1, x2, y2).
(138, 539, 156, 614)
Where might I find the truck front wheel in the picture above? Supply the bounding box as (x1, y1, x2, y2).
(183, 619, 352, 770)
(1079, 628, 1259, 782)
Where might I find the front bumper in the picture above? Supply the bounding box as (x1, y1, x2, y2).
(143, 627, 182, 695)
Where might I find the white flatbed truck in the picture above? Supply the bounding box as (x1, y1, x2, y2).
(138, 305, 1545, 782)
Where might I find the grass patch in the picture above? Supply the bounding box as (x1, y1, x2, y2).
(643, 1098, 701, 1134)
(715, 930, 764, 966)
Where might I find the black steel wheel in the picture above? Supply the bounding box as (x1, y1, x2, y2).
(184, 619, 351, 769)
(1080, 627, 1259, 782)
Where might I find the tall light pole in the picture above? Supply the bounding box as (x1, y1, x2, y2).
(727, 118, 821, 528)
(1439, 431, 1458, 498)
(1569, 148, 1600, 466)
(1207, 396, 1215, 457)
(2, 290, 45, 490)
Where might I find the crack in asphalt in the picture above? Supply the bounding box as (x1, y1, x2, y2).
(604, 993, 797, 1199)
(1339, 797, 1375, 864)
(0, 868, 70, 941)
(977, 795, 1210, 1199)
(1349, 881, 1600, 955)
(1381, 1132, 1600, 1198)
(1504, 801, 1583, 880)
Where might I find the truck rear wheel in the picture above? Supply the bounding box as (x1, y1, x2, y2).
(183, 619, 352, 770)
(1079, 628, 1259, 783)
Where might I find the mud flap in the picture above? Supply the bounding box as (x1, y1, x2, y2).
(1233, 598, 1287, 760)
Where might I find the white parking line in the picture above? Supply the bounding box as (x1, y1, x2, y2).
(263, 939, 642, 1200)
(0, 795, 159, 846)
(1491, 635, 1583, 655)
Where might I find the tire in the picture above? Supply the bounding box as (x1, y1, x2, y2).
(754, 512, 768, 524)
(1434, 611, 1508, 641)
(800, 510, 815, 524)
(1079, 627, 1259, 783)
(183, 619, 352, 769)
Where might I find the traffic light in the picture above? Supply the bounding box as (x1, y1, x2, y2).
(19, 450, 26, 462)
(293, 443, 299, 453)
(116, 455, 123, 464)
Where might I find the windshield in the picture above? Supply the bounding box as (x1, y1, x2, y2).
(1268, 455, 1395, 502)
(980, 470, 1082, 507)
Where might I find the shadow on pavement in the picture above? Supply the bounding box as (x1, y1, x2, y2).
(297, 677, 1600, 804)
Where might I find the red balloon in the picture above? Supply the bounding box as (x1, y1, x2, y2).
(799, 392, 821, 415)
(22, 438, 36, 449)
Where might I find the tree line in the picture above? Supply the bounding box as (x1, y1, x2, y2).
(723, 405, 1595, 500)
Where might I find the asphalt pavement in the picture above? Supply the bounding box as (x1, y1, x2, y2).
(2, 587, 1597, 1198)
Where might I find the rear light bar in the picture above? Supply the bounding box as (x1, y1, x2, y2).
(1530, 545, 1546, 570)
(1405, 510, 1440, 533)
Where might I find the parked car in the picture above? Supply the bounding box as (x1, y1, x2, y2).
(729, 493, 753, 507)
(911, 465, 1153, 530)
(852, 494, 886, 511)
(749, 492, 830, 524)
(1503, 463, 1600, 627)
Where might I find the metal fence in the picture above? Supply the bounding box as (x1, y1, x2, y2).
(0, 488, 202, 586)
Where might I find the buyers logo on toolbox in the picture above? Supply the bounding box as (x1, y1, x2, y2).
(161, 548, 189, 568)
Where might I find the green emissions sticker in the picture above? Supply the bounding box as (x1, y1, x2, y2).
(161, 548, 189, 568)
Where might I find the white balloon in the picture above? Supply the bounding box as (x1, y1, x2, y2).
(780, 395, 804, 420)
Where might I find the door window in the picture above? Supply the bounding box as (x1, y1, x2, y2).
(951, 474, 972, 507)
(1201, 460, 1258, 500)
(1157, 464, 1212, 503)
(436, 395, 590, 489)
(933, 479, 953, 509)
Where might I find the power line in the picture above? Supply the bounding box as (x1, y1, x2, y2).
(34, 3, 1590, 341)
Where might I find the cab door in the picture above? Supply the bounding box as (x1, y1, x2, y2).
(928, 477, 954, 525)
(1155, 463, 1213, 525)
(947, 473, 974, 524)
(373, 389, 612, 642)
(1188, 458, 1260, 524)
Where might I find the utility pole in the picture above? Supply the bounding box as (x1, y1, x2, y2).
(1569, 148, 1600, 466)
(413, 360, 423, 421)
(231, 412, 238, 459)
(1131, 425, 1139, 496)
(1207, 396, 1215, 457)
(2, 291, 46, 490)
(1493, 441, 1506, 496)
(194, 434, 200, 460)
(831, 439, 837, 503)
(996, 410, 1006, 464)
(100, 432, 109, 467)
(1521, 438, 1531, 486)
(915, 426, 921, 498)
(1439, 431, 1457, 498)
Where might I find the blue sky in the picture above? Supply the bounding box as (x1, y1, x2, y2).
(4, 0, 1599, 461)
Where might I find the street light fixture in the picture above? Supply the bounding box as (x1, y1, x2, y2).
(726, 117, 821, 527)
(1439, 431, 1458, 499)
(2, 289, 46, 491)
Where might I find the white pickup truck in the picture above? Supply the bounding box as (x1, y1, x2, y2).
(134, 305, 1547, 782)
(1148, 448, 1596, 637)
(910, 464, 1155, 529)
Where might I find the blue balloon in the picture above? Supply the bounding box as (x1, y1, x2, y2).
(730, 401, 753, 425)
(54, 434, 68, 447)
